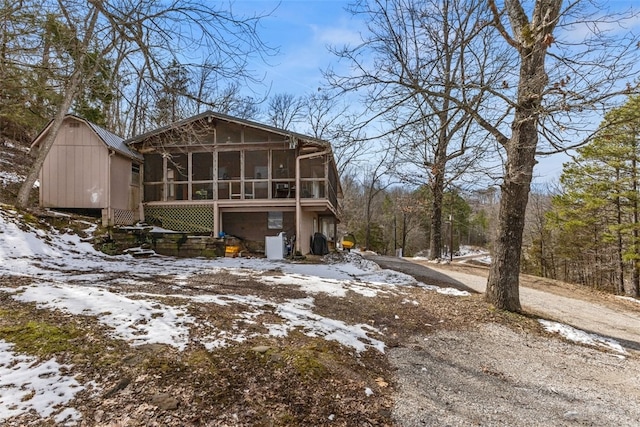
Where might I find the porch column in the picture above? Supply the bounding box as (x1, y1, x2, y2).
(213, 201, 220, 236)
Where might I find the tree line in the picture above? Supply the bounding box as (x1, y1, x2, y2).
(1, 0, 639, 311)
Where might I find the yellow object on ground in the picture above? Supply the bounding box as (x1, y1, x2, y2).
(342, 240, 354, 250)
(225, 245, 240, 257)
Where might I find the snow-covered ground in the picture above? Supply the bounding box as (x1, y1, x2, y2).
(0, 206, 626, 423)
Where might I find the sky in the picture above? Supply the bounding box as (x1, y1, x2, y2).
(227, 0, 640, 184)
(234, 1, 360, 95)
(0, 205, 632, 424)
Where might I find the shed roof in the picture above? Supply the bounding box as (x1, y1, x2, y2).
(86, 121, 143, 161)
(31, 115, 143, 161)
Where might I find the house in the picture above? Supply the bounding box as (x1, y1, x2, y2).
(31, 115, 143, 226)
(32, 111, 341, 256)
(125, 111, 341, 255)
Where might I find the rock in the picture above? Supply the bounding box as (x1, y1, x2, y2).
(251, 345, 271, 354)
(151, 393, 179, 411)
(103, 376, 131, 398)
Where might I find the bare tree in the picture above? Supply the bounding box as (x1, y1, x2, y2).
(330, 0, 639, 311)
(481, 1, 639, 311)
(304, 91, 367, 176)
(361, 147, 395, 251)
(16, 0, 273, 208)
(266, 93, 304, 130)
(327, 0, 509, 260)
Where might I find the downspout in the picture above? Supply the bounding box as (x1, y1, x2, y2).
(295, 149, 330, 255)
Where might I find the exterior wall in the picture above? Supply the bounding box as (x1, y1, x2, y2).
(109, 154, 136, 210)
(40, 121, 109, 209)
(299, 210, 316, 255)
(221, 211, 295, 241)
(108, 155, 141, 225)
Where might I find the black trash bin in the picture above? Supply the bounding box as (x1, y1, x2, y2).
(311, 232, 329, 255)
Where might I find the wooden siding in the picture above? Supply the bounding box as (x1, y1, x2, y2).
(299, 210, 316, 254)
(40, 122, 109, 209)
(110, 154, 135, 210)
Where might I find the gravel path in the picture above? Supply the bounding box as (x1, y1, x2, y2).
(366, 255, 640, 426)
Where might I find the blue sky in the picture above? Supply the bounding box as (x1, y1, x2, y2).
(233, 1, 359, 97)
(231, 1, 640, 184)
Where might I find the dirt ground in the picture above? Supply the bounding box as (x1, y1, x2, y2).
(385, 259, 640, 426)
(1, 248, 640, 425)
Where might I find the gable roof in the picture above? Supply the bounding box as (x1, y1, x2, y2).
(31, 115, 143, 161)
(125, 110, 331, 150)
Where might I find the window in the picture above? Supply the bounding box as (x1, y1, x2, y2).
(300, 156, 325, 178)
(268, 211, 283, 229)
(217, 123, 242, 143)
(131, 164, 140, 185)
(144, 154, 163, 182)
(167, 153, 188, 182)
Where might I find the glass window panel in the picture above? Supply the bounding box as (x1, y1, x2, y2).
(244, 182, 255, 199)
(254, 181, 268, 199)
(167, 153, 188, 181)
(131, 164, 140, 185)
(268, 212, 283, 229)
(216, 123, 242, 143)
(300, 181, 325, 198)
(218, 182, 230, 199)
(192, 183, 214, 199)
(273, 181, 295, 198)
(144, 184, 163, 202)
(168, 183, 189, 200)
(244, 127, 272, 142)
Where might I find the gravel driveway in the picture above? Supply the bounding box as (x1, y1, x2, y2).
(366, 255, 640, 426)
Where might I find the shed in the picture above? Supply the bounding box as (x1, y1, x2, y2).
(31, 115, 144, 226)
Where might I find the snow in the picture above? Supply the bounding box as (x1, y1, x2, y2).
(0, 206, 628, 423)
(618, 295, 640, 305)
(0, 170, 21, 186)
(538, 320, 627, 354)
(0, 340, 84, 422)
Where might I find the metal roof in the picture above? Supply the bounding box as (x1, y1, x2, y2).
(86, 121, 143, 161)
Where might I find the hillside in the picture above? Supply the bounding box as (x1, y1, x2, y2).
(0, 136, 35, 206)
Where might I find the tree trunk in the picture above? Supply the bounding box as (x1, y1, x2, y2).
(632, 155, 640, 296)
(428, 174, 444, 259)
(486, 83, 538, 309)
(486, 0, 560, 312)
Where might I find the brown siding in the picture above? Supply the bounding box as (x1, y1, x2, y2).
(41, 120, 109, 208)
(299, 210, 316, 254)
(110, 154, 133, 210)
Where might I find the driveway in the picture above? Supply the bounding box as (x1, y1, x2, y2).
(366, 254, 640, 353)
